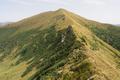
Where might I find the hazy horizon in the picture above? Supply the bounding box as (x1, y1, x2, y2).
(0, 0, 120, 24)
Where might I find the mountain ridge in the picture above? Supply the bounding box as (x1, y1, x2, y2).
(0, 9, 120, 80)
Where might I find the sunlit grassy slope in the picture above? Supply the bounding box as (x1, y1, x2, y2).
(0, 9, 120, 80)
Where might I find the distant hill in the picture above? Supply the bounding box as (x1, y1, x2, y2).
(0, 23, 5, 26)
(0, 9, 120, 80)
(0, 22, 13, 27)
(116, 24, 120, 26)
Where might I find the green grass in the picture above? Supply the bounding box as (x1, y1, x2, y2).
(89, 24, 120, 51)
(0, 9, 120, 80)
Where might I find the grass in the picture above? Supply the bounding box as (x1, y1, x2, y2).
(0, 9, 120, 80)
(89, 24, 120, 51)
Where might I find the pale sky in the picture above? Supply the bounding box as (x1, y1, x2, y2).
(0, 0, 120, 24)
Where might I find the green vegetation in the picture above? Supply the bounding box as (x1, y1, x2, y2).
(0, 9, 120, 80)
(89, 24, 120, 51)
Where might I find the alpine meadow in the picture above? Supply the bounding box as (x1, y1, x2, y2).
(0, 9, 120, 80)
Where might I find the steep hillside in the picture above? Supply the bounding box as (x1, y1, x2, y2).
(0, 9, 120, 80)
(87, 23, 120, 51)
(59, 10, 120, 51)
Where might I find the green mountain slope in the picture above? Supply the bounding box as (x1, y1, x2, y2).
(60, 10, 120, 51)
(0, 9, 120, 80)
(87, 22, 120, 51)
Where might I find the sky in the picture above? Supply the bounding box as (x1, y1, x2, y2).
(0, 0, 120, 24)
